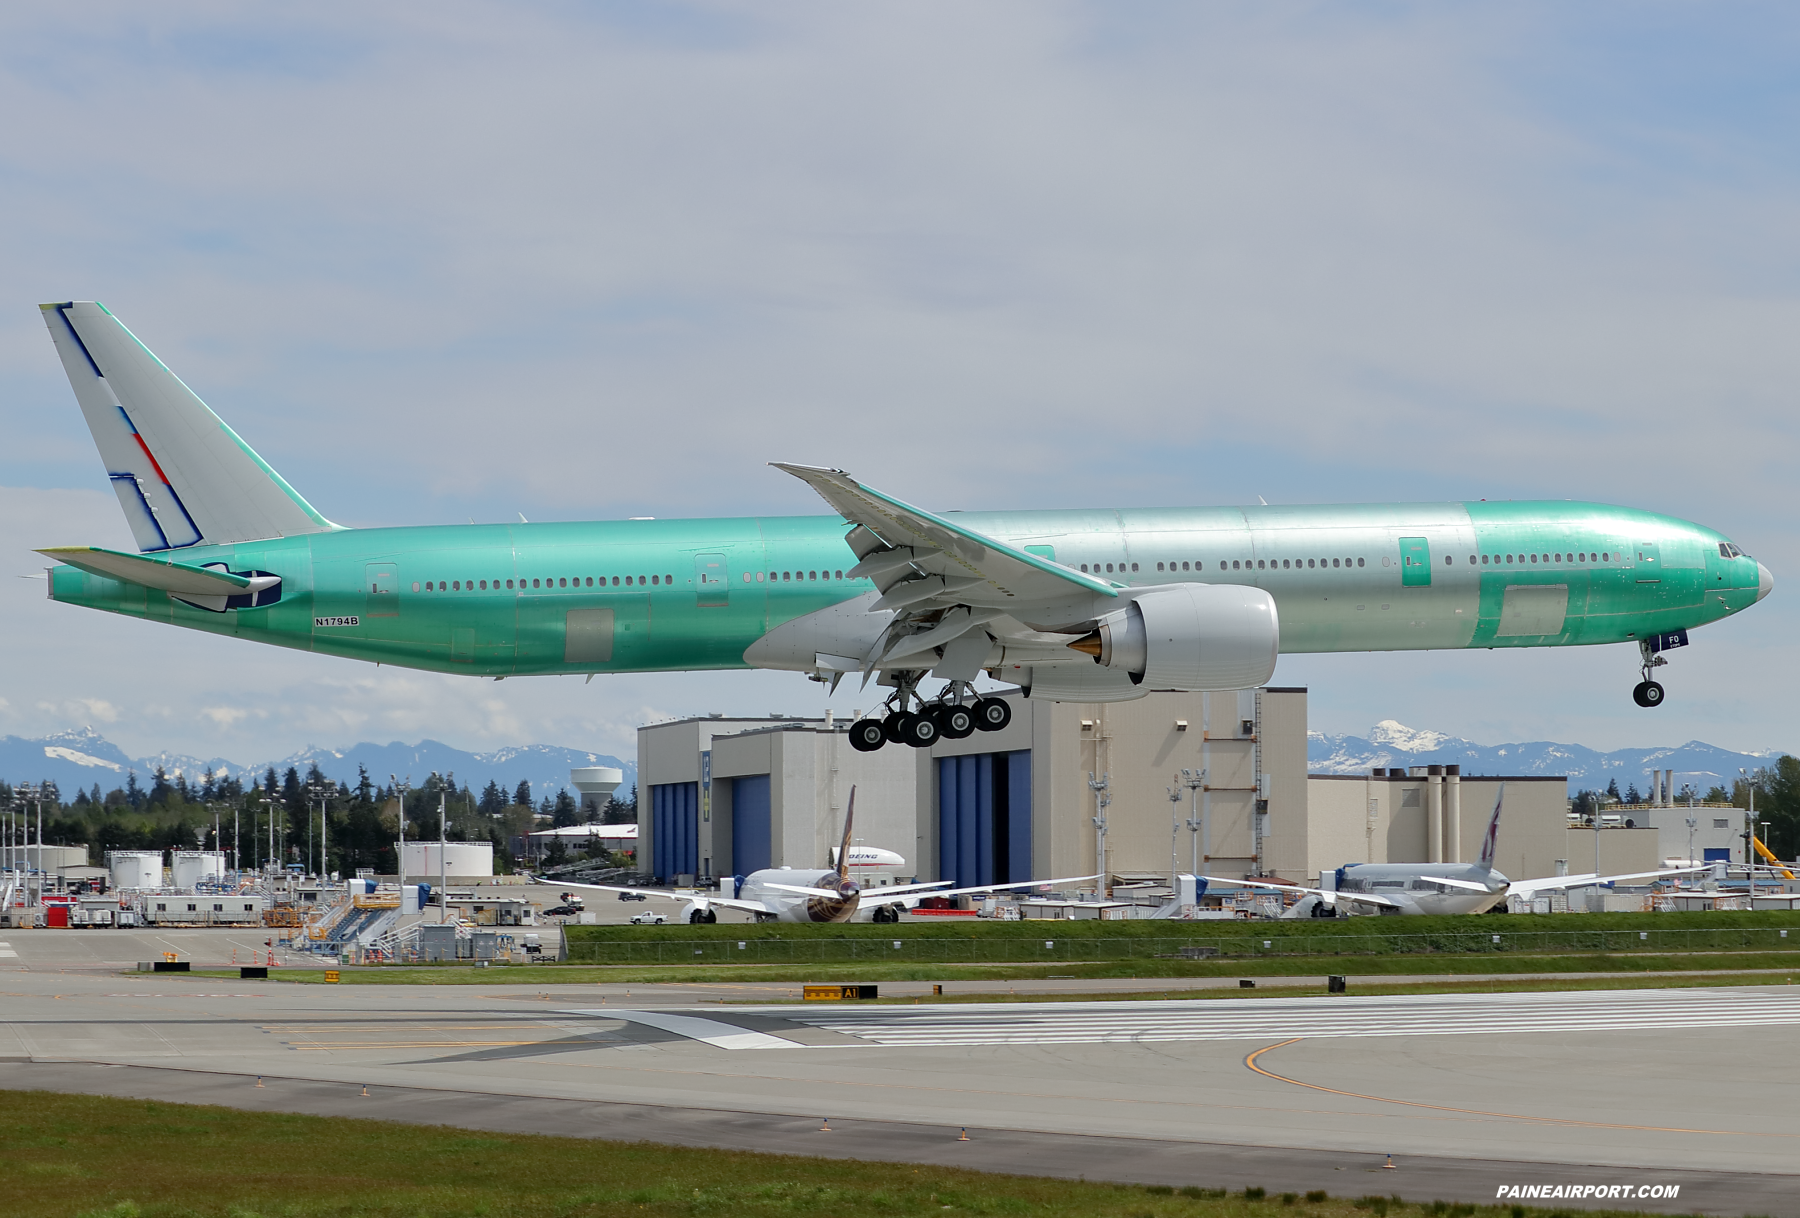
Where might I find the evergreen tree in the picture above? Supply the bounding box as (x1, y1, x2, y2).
(604, 784, 638, 825)
(1624, 783, 1642, 805)
(89, 783, 101, 806)
(200, 770, 216, 802)
(357, 765, 374, 804)
(1605, 778, 1621, 801)
(125, 770, 143, 809)
(264, 767, 278, 796)
(552, 788, 579, 827)
(479, 780, 506, 817)
(148, 766, 174, 809)
(514, 780, 531, 808)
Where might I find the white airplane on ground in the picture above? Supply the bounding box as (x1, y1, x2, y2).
(1205, 787, 1705, 917)
(543, 787, 1095, 923)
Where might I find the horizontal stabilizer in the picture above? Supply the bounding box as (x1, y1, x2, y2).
(40, 302, 335, 552)
(37, 545, 278, 597)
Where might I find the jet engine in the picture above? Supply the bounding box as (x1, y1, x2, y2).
(1067, 583, 1278, 690)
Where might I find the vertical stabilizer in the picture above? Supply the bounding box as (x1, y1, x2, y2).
(40, 302, 334, 551)
(1476, 785, 1504, 871)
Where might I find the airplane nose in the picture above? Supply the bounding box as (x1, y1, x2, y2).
(1758, 562, 1774, 603)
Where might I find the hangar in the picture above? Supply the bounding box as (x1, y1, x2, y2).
(636, 690, 1659, 890)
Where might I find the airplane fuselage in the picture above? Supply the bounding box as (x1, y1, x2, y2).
(1330, 862, 1510, 916)
(46, 501, 1767, 678)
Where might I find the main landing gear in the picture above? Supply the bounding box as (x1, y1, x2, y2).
(848, 678, 1012, 753)
(1632, 639, 1667, 708)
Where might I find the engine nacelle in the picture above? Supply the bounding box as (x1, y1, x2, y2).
(1072, 583, 1278, 690)
(1020, 663, 1147, 703)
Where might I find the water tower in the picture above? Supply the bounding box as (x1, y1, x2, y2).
(570, 767, 624, 816)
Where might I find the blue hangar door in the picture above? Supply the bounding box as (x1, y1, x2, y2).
(651, 782, 698, 879)
(937, 751, 1032, 889)
(731, 775, 772, 877)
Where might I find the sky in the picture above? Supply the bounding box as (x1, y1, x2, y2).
(3, 2, 1798, 766)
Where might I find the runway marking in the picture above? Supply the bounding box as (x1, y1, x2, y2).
(1243, 1039, 1792, 1140)
(566, 1009, 803, 1050)
(772, 987, 1800, 1046)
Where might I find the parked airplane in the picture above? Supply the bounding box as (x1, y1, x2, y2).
(543, 788, 1094, 923)
(35, 302, 1773, 746)
(1206, 788, 1705, 917)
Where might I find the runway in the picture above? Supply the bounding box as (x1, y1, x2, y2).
(4, 937, 1798, 1214)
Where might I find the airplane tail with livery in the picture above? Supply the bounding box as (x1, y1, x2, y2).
(41, 302, 335, 551)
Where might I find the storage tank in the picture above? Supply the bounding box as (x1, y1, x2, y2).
(170, 850, 226, 889)
(107, 850, 164, 889)
(398, 841, 493, 879)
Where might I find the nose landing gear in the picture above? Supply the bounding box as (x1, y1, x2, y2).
(1633, 639, 1667, 708)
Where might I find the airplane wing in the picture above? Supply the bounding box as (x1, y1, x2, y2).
(1201, 875, 1405, 911)
(773, 464, 1117, 615)
(863, 873, 1103, 905)
(541, 878, 775, 916)
(1507, 866, 1709, 901)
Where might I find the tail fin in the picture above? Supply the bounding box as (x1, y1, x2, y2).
(1476, 785, 1504, 870)
(40, 302, 334, 551)
(836, 786, 857, 882)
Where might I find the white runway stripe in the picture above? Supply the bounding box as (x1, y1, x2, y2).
(770, 988, 1800, 1046)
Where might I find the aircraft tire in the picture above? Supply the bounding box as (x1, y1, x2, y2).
(1641, 680, 1665, 707)
(936, 704, 976, 739)
(974, 697, 1011, 732)
(902, 712, 939, 748)
(882, 713, 912, 744)
(850, 719, 887, 752)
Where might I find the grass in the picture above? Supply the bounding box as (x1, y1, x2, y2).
(0, 1089, 1690, 1218)
(202, 948, 1800, 986)
(562, 909, 1800, 967)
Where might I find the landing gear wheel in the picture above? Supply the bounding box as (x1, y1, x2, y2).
(689, 909, 707, 923)
(1638, 680, 1665, 708)
(902, 712, 940, 749)
(973, 697, 1011, 732)
(849, 718, 887, 752)
(882, 712, 911, 744)
(936, 704, 976, 739)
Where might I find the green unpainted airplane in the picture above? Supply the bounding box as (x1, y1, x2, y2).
(36, 301, 1772, 753)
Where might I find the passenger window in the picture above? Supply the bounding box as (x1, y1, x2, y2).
(1467, 555, 1475, 565)
(1131, 562, 1139, 572)
(613, 576, 621, 586)
(1256, 560, 1264, 570)
(783, 571, 790, 581)
(1231, 560, 1239, 570)
(1157, 562, 1165, 571)
(477, 580, 486, 590)
(1181, 561, 1190, 571)
(1332, 558, 1339, 568)
(1307, 559, 1314, 568)
(1359, 558, 1365, 567)
(1106, 563, 1114, 573)
(835, 570, 843, 579)
(1529, 555, 1537, 563)
(809, 571, 817, 580)
(1081, 564, 1088, 572)
(1442, 555, 1450, 566)
(452, 581, 461, 590)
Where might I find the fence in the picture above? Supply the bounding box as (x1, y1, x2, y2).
(564, 925, 1800, 965)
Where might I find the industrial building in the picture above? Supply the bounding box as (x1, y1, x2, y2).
(636, 688, 1652, 890)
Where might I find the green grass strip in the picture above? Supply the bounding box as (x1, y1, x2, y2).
(0, 1089, 1694, 1218)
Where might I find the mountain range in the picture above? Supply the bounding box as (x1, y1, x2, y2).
(1307, 720, 1783, 796)
(0, 727, 636, 803)
(2, 721, 1787, 805)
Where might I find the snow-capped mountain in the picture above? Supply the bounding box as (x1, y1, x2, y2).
(0, 728, 634, 802)
(1308, 720, 1777, 795)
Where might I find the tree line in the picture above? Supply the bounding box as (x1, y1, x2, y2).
(1, 766, 639, 877)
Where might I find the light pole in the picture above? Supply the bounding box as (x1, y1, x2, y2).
(259, 794, 280, 877)
(306, 777, 335, 880)
(1087, 772, 1110, 900)
(1166, 780, 1183, 888)
(1179, 768, 1207, 873)
(391, 775, 410, 883)
(1739, 768, 1756, 899)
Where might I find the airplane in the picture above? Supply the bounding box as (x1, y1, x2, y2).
(538, 787, 1095, 923)
(1203, 787, 1707, 917)
(831, 844, 909, 878)
(33, 302, 1773, 747)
